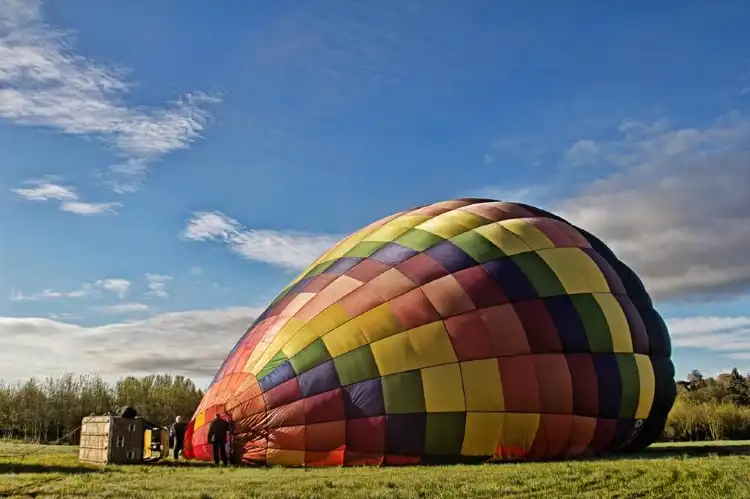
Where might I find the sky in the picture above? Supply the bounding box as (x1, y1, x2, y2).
(1, 0, 749, 388)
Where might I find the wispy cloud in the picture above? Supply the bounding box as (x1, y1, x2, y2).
(0, 307, 263, 381)
(10, 277, 131, 302)
(145, 274, 172, 298)
(12, 178, 121, 215)
(94, 302, 150, 315)
(556, 112, 750, 300)
(666, 315, 750, 361)
(181, 211, 341, 271)
(0, 0, 219, 192)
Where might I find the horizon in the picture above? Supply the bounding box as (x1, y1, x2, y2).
(2, 0, 750, 387)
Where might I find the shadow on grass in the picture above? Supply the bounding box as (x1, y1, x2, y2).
(0, 462, 105, 474)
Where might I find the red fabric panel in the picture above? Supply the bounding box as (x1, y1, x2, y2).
(534, 354, 573, 414)
(384, 454, 421, 465)
(338, 286, 384, 317)
(344, 451, 385, 466)
(266, 399, 306, 428)
(497, 356, 540, 412)
(480, 305, 531, 356)
(528, 414, 573, 460)
(395, 253, 449, 286)
(565, 416, 598, 459)
(264, 378, 303, 410)
(304, 388, 345, 424)
(525, 218, 590, 248)
(566, 354, 599, 417)
(388, 288, 441, 329)
(452, 265, 509, 309)
(306, 450, 345, 467)
(268, 425, 306, 451)
(306, 421, 346, 451)
(588, 418, 617, 454)
(346, 259, 390, 282)
(346, 416, 386, 454)
(444, 310, 495, 361)
(305, 274, 340, 293)
(513, 300, 562, 353)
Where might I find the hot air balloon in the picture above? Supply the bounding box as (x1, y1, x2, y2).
(183, 198, 675, 466)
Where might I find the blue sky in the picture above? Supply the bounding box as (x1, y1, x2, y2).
(1, 0, 749, 386)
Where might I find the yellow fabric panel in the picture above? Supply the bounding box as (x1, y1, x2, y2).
(282, 326, 323, 358)
(473, 223, 532, 255)
(266, 449, 306, 466)
(363, 215, 432, 242)
(250, 317, 306, 374)
(594, 294, 634, 353)
(497, 413, 540, 458)
(371, 321, 458, 376)
(461, 359, 504, 411)
(634, 354, 655, 419)
(537, 247, 611, 294)
(462, 412, 505, 456)
(289, 303, 351, 348)
(355, 303, 405, 343)
(421, 364, 466, 412)
(416, 210, 487, 239)
(499, 218, 555, 250)
(194, 411, 205, 430)
(322, 320, 369, 358)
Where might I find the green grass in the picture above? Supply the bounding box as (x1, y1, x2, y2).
(1, 441, 750, 498)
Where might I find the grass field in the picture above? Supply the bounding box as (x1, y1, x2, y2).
(2, 441, 750, 498)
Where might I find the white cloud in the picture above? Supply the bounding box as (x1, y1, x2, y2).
(0, 307, 263, 383)
(181, 211, 342, 271)
(556, 112, 750, 299)
(12, 178, 121, 215)
(564, 139, 601, 166)
(189, 266, 203, 276)
(10, 277, 131, 301)
(666, 315, 750, 361)
(145, 273, 173, 298)
(94, 302, 150, 314)
(463, 185, 550, 208)
(0, 0, 219, 192)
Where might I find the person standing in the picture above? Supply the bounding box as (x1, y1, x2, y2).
(169, 415, 188, 460)
(207, 413, 231, 465)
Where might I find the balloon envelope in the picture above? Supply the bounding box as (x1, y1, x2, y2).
(183, 199, 675, 466)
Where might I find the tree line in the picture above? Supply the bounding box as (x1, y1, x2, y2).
(1, 368, 749, 445)
(0, 373, 204, 444)
(664, 368, 750, 441)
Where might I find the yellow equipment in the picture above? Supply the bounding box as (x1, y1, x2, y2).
(79, 414, 169, 465)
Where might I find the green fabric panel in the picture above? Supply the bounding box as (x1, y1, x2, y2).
(303, 260, 336, 279)
(257, 350, 288, 379)
(393, 229, 445, 252)
(617, 354, 640, 418)
(511, 252, 566, 297)
(333, 345, 380, 386)
(571, 294, 613, 352)
(424, 412, 466, 455)
(290, 338, 332, 375)
(344, 241, 388, 258)
(382, 370, 425, 414)
(450, 230, 506, 263)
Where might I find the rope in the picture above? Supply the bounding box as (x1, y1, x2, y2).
(0, 424, 83, 460)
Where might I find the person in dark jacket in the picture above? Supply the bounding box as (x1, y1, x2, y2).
(169, 416, 188, 460)
(207, 414, 231, 465)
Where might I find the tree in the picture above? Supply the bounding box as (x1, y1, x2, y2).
(727, 368, 750, 406)
(687, 369, 706, 391)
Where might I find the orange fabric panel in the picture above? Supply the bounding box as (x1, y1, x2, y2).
(306, 421, 346, 451)
(306, 450, 345, 467)
(344, 451, 385, 466)
(239, 439, 268, 464)
(268, 425, 306, 451)
(481, 305, 531, 356)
